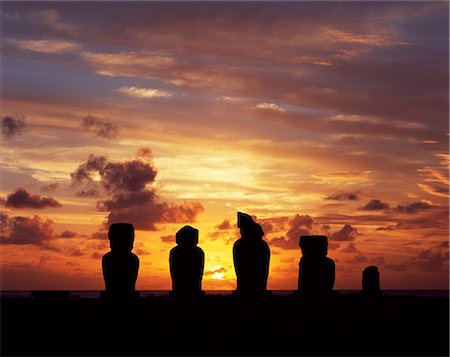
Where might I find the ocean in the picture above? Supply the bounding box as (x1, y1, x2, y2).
(1, 290, 448, 299)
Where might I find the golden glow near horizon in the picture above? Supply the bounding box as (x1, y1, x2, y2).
(0, 2, 448, 290)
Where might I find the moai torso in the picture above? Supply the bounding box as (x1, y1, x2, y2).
(170, 226, 204, 295)
(233, 212, 270, 294)
(102, 223, 139, 298)
(298, 235, 335, 294)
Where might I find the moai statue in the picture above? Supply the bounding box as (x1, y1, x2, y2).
(362, 266, 381, 296)
(233, 212, 270, 295)
(298, 235, 335, 295)
(170, 225, 205, 296)
(102, 223, 140, 300)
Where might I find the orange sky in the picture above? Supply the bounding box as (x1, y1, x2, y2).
(1, 2, 448, 290)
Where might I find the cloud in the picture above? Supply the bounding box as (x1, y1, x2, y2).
(370, 256, 385, 266)
(69, 247, 84, 257)
(326, 191, 359, 201)
(342, 242, 357, 253)
(137, 147, 154, 162)
(280, 256, 295, 263)
(312, 171, 372, 182)
(91, 230, 108, 240)
(57, 230, 78, 238)
(204, 267, 227, 276)
(160, 235, 175, 243)
(344, 255, 367, 264)
(4, 188, 61, 209)
(1, 115, 25, 137)
(135, 248, 151, 255)
(330, 224, 359, 241)
(216, 219, 232, 230)
(360, 199, 389, 211)
(254, 103, 285, 112)
(91, 252, 103, 259)
(394, 201, 432, 214)
(412, 247, 449, 272)
(72, 153, 203, 230)
(41, 183, 59, 193)
(118, 86, 174, 98)
(70, 154, 108, 197)
(81, 115, 119, 139)
(418, 183, 449, 198)
(323, 27, 409, 46)
(269, 214, 313, 250)
(0, 213, 56, 249)
(8, 38, 81, 53)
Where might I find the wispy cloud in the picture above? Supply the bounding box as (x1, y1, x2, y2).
(255, 103, 285, 112)
(8, 38, 81, 53)
(117, 86, 174, 99)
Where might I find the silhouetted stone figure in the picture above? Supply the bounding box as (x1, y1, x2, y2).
(362, 266, 381, 296)
(102, 223, 139, 300)
(233, 212, 270, 295)
(170, 225, 205, 296)
(298, 235, 335, 295)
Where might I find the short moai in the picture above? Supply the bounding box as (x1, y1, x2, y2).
(233, 212, 270, 295)
(102, 223, 140, 300)
(298, 235, 335, 295)
(362, 266, 381, 296)
(170, 225, 205, 296)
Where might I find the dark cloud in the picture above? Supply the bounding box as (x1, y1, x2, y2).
(412, 247, 449, 272)
(342, 242, 357, 253)
(330, 224, 359, 241)
(135, 248, 151, 255)
(137, 147, 153, 161)
(328, 242, 340, 250)
(4, 188, 61, 209)
(70, 154, 108, 197)
(41, 183, 59, 193)
(269, 214, 313, 250)
(72, 153, 203, 231)
(81, 115, 119, 139)
(104, 200, 203, 231)
(69, 247, 84, 256)
(160, 235, 175, 243)
(384, 262, 408, 272)
(326, 191, 359, 201)
(91, 252, 103, 259)
(216, 219, 231, 230)
(360, 199, 390, 211)
(345, 255, 367, 264)
(101, 160, 157, 193)
(57, 230, 78, 238)
(1, 115, 25, 137)
(0, 213, 56, 249)
(204, 267, 227, 276)
(394, 201, 432, 214)
(370, 256, 386, 266)
(91, 231, 108, 240)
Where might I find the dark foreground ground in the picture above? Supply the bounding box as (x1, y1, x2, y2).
(1, 293, 449, 356)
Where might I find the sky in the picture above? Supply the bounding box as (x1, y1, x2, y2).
(1, 1, 449, 291)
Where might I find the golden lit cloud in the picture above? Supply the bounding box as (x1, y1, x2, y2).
(323, 27, 409, 46)
(255, 103, 286, 112)
(8, 39, 81, 53)
(118, 86, 174, 99)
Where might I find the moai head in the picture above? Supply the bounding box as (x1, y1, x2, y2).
(176, 225, 199, 247)
(362, 265, 380, 293)
(299, 235, 328, 258)
(237, 212, 264, 240)
(108, 223, 135, 252)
